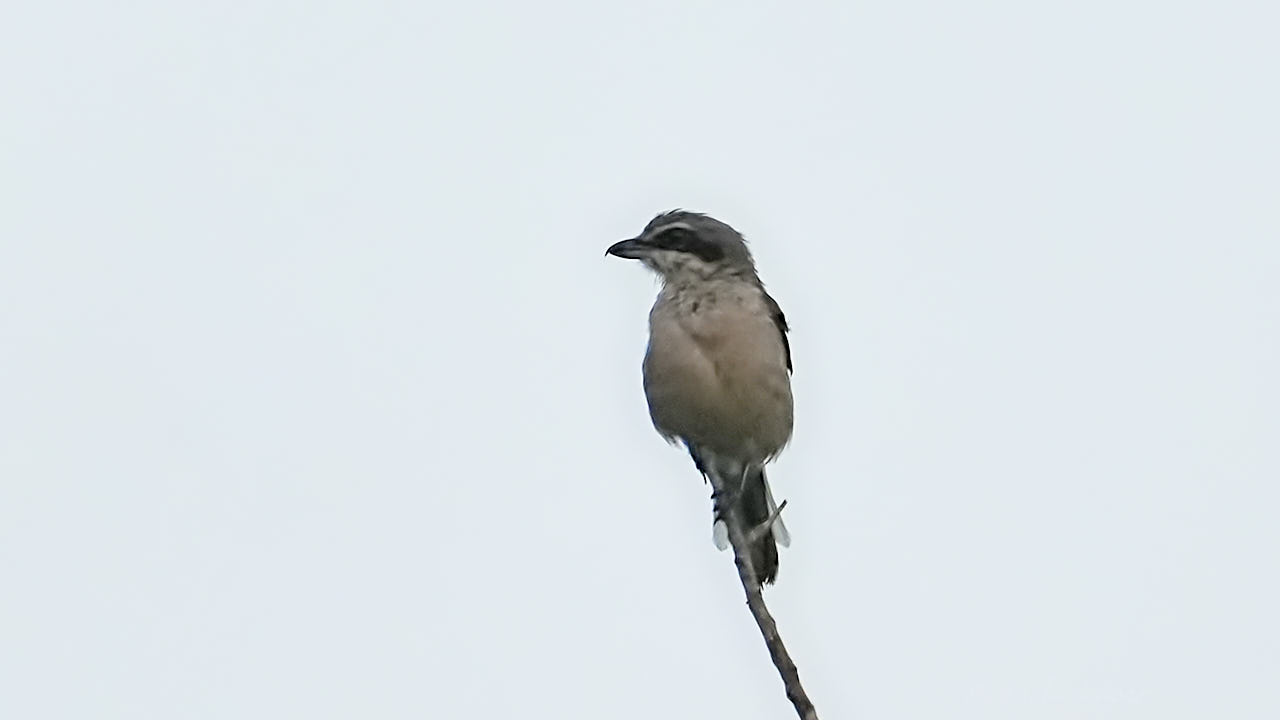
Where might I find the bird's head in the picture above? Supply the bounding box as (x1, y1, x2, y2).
(606, 210, 756, 282)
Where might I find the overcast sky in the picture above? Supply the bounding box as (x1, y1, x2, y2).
(2, 2, 1277, 718)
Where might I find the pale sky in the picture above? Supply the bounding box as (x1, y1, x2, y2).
(2, 2, 1277, 718)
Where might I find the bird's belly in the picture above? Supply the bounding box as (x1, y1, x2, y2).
(643, 327, 793, 462)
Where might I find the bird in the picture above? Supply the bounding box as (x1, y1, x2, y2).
(607, 210, 794, 584)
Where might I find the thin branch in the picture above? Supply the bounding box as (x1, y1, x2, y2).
(710, 474, 819, 720)
(746, 499, 789, 546)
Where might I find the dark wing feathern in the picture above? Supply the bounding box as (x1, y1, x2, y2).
(764, 292, 792, 373)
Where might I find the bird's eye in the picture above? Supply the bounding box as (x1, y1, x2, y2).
(652, 227, 725, 263)
(656, 228, 695, 247)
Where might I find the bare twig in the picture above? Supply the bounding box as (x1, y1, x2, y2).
(746, 499, 789, 546)
(710, 474, 819, 720)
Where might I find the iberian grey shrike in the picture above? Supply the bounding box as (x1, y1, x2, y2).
(608, 210, 793, 584)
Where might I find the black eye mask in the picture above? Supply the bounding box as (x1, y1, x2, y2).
(650, 227, 726, 263)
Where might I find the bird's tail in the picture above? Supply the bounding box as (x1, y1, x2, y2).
(712, 467, 789, 584)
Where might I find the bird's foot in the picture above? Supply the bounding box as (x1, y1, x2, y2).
(710, 486, 742, 516)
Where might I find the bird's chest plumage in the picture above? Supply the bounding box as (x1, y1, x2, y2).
(642, 283, 793, 461)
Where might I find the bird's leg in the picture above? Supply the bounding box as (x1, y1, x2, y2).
(686, 442, 710, 479)
(710, 464, 751, 517)
(710, 466, 745, 503)
(709, 483, 734, 518)
(696, 447, 731, 509)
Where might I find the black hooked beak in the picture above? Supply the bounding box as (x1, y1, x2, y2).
(605, 237, 648, 259)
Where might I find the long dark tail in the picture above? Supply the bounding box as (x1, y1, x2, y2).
(688, 444, 781, 584)
(738, 467, 780, 584)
